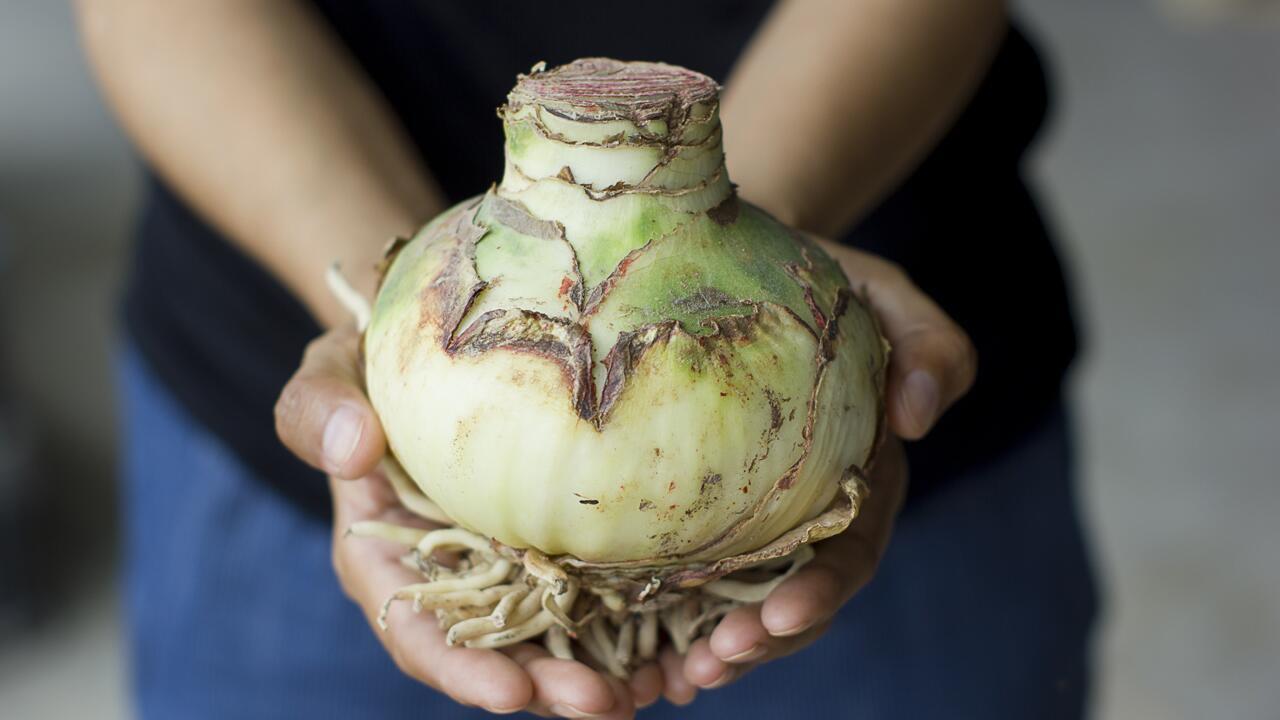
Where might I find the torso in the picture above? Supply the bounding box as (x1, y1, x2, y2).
(125, 2, 1075, 518)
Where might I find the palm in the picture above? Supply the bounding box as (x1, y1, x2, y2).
(330, 471, 661, 717)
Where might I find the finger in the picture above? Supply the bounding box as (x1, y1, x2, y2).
(659, 646, 698, 706)
(329, 472, 405, 530)
(868, 269, 976, 439)
(826, 243, 978, 439)
(628, 662, 664, 709)
(274, 326, 386, 478)
(597, 676, 638, 720)
(759, 549, 863, 638)
(758, 509, 887, 638)
(759, 442, 904, 638)
(708, 605, 771, 664)
(711, 603, 839, 667)
(331, 486, 532, 712)
(684, 636, 744, 690)
(755, 621, 830, 663)
(379, 592, 533, 712)
(757, 458, 901, 632)
(504, 644, 618, 718)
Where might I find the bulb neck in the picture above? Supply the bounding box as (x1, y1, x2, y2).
(497, 59, 730, 202)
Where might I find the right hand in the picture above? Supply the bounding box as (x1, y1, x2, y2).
(275, 326, 664, 718)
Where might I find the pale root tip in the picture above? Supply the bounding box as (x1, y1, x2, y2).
(326, 263, 372, 331)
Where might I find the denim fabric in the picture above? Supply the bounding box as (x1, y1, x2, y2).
(120, 349, 1097, 719)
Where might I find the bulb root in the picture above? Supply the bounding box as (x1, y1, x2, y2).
(522, 548, 570, 595)
(351, 477, 858, 676)
(638, 610, 659, 660)
(614, 616, 636, 671)
(348, 520, 429, 546)
(702, 544, 815, 602)
(415, 528, 497, 559)
(540, 582, 580, 631)
(381, 457, 455, 525)
(491, 585, 530, 628)
(546, 624, 574, 660)
(325, 263, 371, 331)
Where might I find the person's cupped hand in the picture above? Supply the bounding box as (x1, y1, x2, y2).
(667, 238, 976, 701)
(275, 326, 662, 718)
(274, 238, 975, 714)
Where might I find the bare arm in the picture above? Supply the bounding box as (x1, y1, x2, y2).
(76, 0, 444, 327)
(722, 0, 1007, 237)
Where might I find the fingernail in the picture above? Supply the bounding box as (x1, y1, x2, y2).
(903, 369, 940, 434)
(704, 668, 737, 689)
(322, 405, 364, 474)
(722, 645, 765, 663)
(548, 704, 602, 718)
(671, 691, 698, 706)
(769, 619, 813, 638)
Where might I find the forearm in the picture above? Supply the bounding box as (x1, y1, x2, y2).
(722, 0, 1006, 237)
(77, 0, 443, 326)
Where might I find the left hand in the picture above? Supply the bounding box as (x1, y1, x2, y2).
(277, 327, 663, 718)
(662, 238, 976, 703)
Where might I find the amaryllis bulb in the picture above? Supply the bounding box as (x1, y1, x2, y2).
(364, 58, 886, 572)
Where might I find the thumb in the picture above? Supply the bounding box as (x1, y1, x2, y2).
(863, 264, 977, 440)
(818, 240, 977, 440)
(275, 326, 386, 479)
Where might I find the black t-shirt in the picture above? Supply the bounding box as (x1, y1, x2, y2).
(124, 1, 1077, 520)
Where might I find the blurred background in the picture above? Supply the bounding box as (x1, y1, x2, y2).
(1, 0, 1277, 717)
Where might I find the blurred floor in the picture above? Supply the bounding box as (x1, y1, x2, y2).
(0, 1, 1277, 718)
